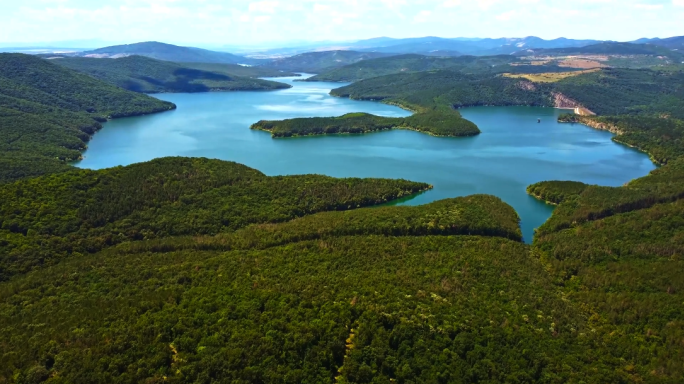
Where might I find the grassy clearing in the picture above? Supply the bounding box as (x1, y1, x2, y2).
(503, 68, 601, 83)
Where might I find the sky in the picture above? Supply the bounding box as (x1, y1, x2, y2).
(0, 0, 682, 47)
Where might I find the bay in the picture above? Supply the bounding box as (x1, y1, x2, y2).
(77, 75, 656, 242)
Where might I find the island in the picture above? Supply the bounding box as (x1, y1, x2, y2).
(251, 110, 481, 138)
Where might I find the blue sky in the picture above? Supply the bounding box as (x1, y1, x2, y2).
(1, 0, 682, 46)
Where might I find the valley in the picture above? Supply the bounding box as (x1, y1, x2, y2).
(1, 29, 684, 383)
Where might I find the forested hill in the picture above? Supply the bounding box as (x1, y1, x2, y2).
(252, 111, 480, 138)
(52, 56, 291, 93)
(331, 67, 684, 118)
(305, 54, 519, 82)
(0, 157, 433, 280)
(0, 53, 175, 182)
(3, 45, 684, 382)
(525, 113, 684, 382)
(82, 41, 257, 65)
(519, 41, 683, 59)
(331, 69, 552, 111)
(263, 50, 393, 73)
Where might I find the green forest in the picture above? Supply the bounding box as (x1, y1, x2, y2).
(2, 49, 684, 383)
(331, 66, 684, 120)
(251, 111, 480, 138)
(0, 53, 175, 183)
(53, 56, 291, 93)
(305, 54, 587, 83)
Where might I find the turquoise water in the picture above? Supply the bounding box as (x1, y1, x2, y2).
(77, 75, 656, 242)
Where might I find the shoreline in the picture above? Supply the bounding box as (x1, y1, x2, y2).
(558, 118, 661, 166)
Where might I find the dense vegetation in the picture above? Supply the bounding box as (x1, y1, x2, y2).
(305, 54, 519, 82)
(331, 69, 552, 111)
(0, 53, 175, 182)
(3, 44, 684, 382)
(521, 42, 684, 60)
(554, 69, 684, 119)
(0, 157, 430, 280)
(53, 56, 290, 93)
(251, 111, 480, 138)
(305, 54, 587, 83)
(4, 235, 610, 384)
(523, 105, 684, 382)
(331, 67, 684, 121)
(526, 181, 589, 205)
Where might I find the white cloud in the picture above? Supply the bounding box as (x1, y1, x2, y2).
(0, 0, 683, 46)
(634, 3, 663, 10)
(413, 10, 432, 23)
(254, 15, 272, 23)
(313, 3, 331, 12)
(495, 10, 518, 21)
(248, 1, 278, 14)
(476, 0, 501, 10)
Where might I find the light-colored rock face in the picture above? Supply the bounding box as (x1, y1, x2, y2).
(552, 92, 595, 115)
(516, 80, 537, 91)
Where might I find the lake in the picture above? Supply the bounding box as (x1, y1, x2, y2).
(77, 75, 656, 242)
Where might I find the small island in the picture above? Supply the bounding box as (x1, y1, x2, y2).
(250, 110, 481, 138)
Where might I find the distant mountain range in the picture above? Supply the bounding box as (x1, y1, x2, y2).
(632, 36, 684, 50)
(14, 36, 684, 75)
(517, 41, 683, 60)
(239, 36, 605, 58)
(262, 51, 393, 73)
(350, 36, 603, 56)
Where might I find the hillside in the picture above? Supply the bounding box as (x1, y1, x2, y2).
(52, 56, 291, 93)
(228, 36, 603, 59)
(519, 42, 682, 59)
(0, 156, 632, 383)
(634, 35, 684, 50)
(305, 54, 577, 82)
(330, 67, 684, 119)
(262, 50, 393, 73)
(3, 42, 684, 383)
(526, 113, 684, 381)
(331, 70, 552, 111)
(177, 62, 298, 78)
(82, 41, 257, 65)
(0, 53, 175, 182)
(0, 157, 431, 280)
(354, 36, 601, 56)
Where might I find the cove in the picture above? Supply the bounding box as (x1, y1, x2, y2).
(76, 75, 656, 242)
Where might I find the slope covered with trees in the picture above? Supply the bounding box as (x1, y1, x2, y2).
(331, 69, 552, 111)
(305, 54, 519, 82)
(331, 67, 684, 120)
(553, 69, 684, 119)
(525, 110, 684, 382)
(52, 56, 291, 93)
(3, 45, 684, 383)
(0, 157, 431, 280)
(0, 53, 175, 182)
(304, 54, 585, 83)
